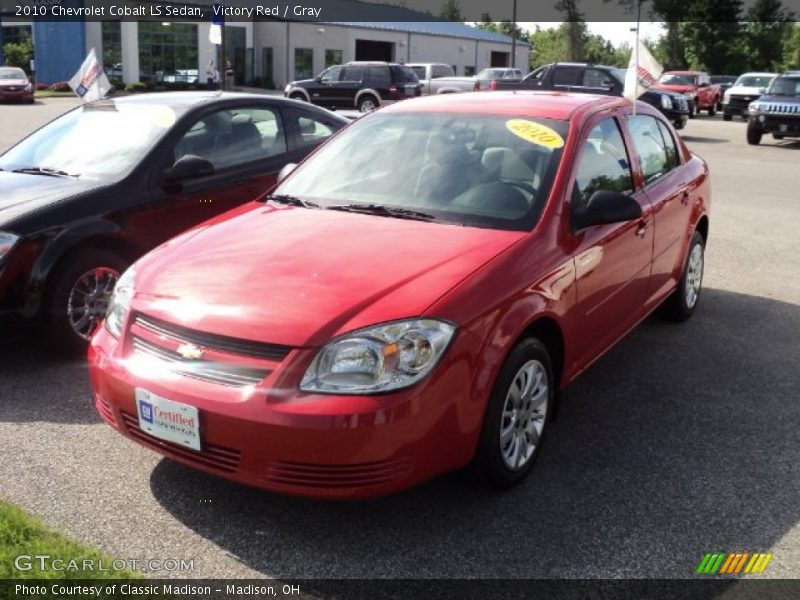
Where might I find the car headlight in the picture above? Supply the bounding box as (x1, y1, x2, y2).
(749, 102, 764, 114)
(0, 232, 20, 261)
(104, 265, 136, 339)
(723, 91, 731, 102)
(284, 84, 292, 93)
(299, 319, 457, 394)
(685, 91, 697, 100)
(25, 83, 32, 92)
(661, 95, 673, 110)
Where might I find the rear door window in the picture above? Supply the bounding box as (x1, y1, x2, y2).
(627, 115, 671, 185)
(552, 67, 583, 87)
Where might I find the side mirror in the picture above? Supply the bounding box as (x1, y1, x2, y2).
(163, 154, 214, 183)
(758, 87, 767, 94)
(277, 163, 297, 184)
(573, 190, 642, 230)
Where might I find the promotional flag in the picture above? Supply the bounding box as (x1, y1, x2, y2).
(209, 3, 223, 45)
(68, 48, 111, 102)
(623, 39, 663, 102)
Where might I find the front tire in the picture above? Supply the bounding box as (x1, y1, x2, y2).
(662, 231, 704, 322)
(773, 134, 785, 140)
(746, 122, 763, 145)
(707, 103, 716, 117)
(723, 113, 732, 121)
(289, 92, 307, 102)
(472, 338, 553, 489)
(45, 250, 128, 354)
(688, 100, 696, 119)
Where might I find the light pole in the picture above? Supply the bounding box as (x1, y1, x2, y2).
(510, 0, 517, 68)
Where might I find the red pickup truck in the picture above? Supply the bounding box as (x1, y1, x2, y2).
(653, 71, 721, 118)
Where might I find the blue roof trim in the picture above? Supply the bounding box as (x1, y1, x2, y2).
(331, 21, 529, 45)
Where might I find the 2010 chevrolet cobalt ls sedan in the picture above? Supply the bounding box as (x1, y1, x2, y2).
(89, 92, 710, 499)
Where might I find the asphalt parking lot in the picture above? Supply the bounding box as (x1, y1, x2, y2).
(1, 98, 799, 580)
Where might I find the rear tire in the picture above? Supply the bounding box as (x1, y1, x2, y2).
(723, 113, 732, 121)
(773, 134, 785, 140)
(746, 122, 763, 145)
(707, 103, 716, 116)
(662, 231, 704, 323)
(357, 94, 379, 113)
(45, 249, 128, 355)
(688, 101, 696, 119)
(289, 92, 307, 102)
(471, 338, 554, 490)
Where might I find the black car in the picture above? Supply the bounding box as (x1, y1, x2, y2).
(746, 74, 800, 145)
(710, 75, 737, 109)
(0, 92, 348, 351)
(485, 62, 690, 130)
(284, 61, 423, 113)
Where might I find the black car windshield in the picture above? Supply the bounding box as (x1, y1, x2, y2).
(767, 77, 800, 97)
(274, 112, 568, 232)
(0, 68, 26, 79)
(0, 101, 177, 180)
(736, 75, 775, 87)
(659, 74, 696, 85)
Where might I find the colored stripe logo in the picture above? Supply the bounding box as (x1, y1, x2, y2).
(696, 552, 773, 574)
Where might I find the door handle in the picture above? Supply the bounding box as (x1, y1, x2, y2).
(681, 190, 691, 205)
(635, 219, 651, 237)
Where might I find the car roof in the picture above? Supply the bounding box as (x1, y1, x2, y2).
(382, 91, 621, 121)
(738, 72, 778, 77)
(665, 71, 702, 75)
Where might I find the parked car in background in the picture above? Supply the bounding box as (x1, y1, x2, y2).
(0, 92, 348, 352)
(473, 67, 524, 90)
(284, 61, 422, 113)
(746, 73, 800, 145)
(91, 91, 710, 499)
(654, 71, 721, 117)
(722, 72, 778, 120)
(483, 62, 689, 129)
(406, 63, 476, 95)
(710, 75, 737, 109)
(0, 67, 34, 103)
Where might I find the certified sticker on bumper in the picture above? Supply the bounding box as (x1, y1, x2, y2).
(136, 389, 201, 451)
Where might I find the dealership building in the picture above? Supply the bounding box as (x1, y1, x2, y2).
(0, 7, 530, 88)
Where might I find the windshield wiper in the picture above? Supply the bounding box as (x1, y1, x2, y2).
(265, 194, 321, 209)
(326, 203, 437, 222)
(12, 166, 78, 178)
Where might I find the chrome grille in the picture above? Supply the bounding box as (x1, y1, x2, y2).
(763, 103, 800, 115)
(134, 314, 291, 361)
(131, 335, 270, 387)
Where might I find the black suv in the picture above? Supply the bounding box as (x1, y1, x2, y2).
(487, 62, 690, 130)
(746, 74, 800, 145)
(285, 62, 422, 113)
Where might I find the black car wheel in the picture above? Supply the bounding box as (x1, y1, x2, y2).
(723, 113, 732, 121)
(45, 249, 128, 354)
(357, 95, 379, 113)
(289, 92, 307, 102)
(662, 231, 705, 322)
(688, 100, 696, 119)
(673, 118, 687, 130)
(746, 122, 763, 145)
(471, 337, 554, 489)
(707, 103, 716, 117)
(773, 134, 785, 140)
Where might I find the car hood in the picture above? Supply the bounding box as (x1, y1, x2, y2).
(0, 172, 105, 226)
(0, 78, 29, 86)
(727, 85, 764, 96)
(134, 204, 525, 347)
(757, 94, 800, 104)
(289, 79, 316, 88)
(655, 84, 695, 94)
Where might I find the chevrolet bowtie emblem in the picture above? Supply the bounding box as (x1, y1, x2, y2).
(176, 343, 204, 360)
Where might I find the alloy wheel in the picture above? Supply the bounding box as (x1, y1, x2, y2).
(685, 243, 704, 309)
(67, 267, 120, 340)
(500, 359, 549, 471)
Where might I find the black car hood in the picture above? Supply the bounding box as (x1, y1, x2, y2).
(0, 172, 105, 226)
(290, 79, 316, 88)
(758, 94, 800, 104)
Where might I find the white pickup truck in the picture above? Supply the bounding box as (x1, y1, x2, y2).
(406, 63, 477, 95)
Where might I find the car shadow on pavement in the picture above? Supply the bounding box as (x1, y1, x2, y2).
(149, 288, 800, 580)
(0, 332, 94, 424)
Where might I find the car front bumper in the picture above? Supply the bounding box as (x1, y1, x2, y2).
(88, 325, 483, 499)
(0, 89, 34, 101)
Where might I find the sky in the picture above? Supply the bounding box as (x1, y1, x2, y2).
(519, 21, 666, 46)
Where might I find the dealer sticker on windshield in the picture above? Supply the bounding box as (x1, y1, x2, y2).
(506, 119, 565, 149)
(136, 388, 201, 451)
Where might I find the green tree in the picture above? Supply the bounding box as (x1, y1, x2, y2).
(2, 41, 33, 72)
(528, 26, 568, 68)
(783, 26, 800, 70)
(678, 0, 746, 74)
(743, 0, 795, 72)
(438, 0, 463, 21)
(554, 0, 585, 61)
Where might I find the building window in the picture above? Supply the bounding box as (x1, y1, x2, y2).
(101, 22, 122, 82)
(294, 48, 313, 79)
(325, 49, 342, 68)
(261, 48, 273, 87)
(2, 25, 32, 46)
(138, 22, 199, 84)
(464, 66, 476, 76)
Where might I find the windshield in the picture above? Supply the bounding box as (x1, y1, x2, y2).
(274, 112, 567, 232)
(0, 102, 177, 180)
(610, 68, 626, 85)
(767, 77, 800, 97)
(659, 74, 696, 86)
(0, 68, 26, 80)
(477, 69, 505, 80)
(736, 75, 775, 88)
(710, 76, 736, 84)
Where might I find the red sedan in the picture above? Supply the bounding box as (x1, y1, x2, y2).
(89, 92, 710, 499)
(0, 67, 34, 103)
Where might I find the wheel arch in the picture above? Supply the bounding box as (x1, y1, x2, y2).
(695, 214, 709, 244)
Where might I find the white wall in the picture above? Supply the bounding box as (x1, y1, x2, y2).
(121, 22, 139, 83)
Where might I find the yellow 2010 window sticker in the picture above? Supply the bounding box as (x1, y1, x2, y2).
(505, 119, 564, 149)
